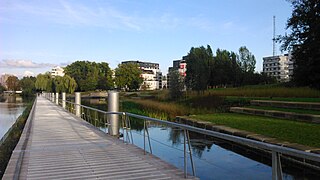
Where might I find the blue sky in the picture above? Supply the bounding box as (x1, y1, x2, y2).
(0, 0, 292, 77)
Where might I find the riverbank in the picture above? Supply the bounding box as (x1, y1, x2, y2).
(0, 99, 34, 178)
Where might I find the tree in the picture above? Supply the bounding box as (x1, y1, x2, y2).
(0, 84, 6, 93)
(237, 46, 256, 73)
(19, 76, 36, 96)
(53, 75, 77, 93)
(114, 63, 143, 91)
(64, 61, 112, 91)
(6, 76, 20, 91)
(168, 70, 184, 100)
(184, 45, 212, 92)
(35, 73, 53, 92)
(279, 0, 320, 89)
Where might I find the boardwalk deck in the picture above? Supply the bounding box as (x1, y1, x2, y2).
(4, 97, 197, 179)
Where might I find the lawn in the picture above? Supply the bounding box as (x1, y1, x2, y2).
(190, 113, 320, 148)
(245, 105, 320, 115)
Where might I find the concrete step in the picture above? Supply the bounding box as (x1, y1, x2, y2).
(250, 100, 320, 110)
(230, 107, 320, 124)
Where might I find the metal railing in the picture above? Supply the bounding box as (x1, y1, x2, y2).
(47, 95, 320, 180)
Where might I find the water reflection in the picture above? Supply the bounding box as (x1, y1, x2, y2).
(0, 96, 26, 140)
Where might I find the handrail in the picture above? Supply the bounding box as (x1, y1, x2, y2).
(61, 99, 320, 163)
(50, 96, 320, 179)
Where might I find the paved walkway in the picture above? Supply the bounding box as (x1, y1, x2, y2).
(4, 97, 196, 179)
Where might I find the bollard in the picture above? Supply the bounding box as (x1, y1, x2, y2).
(75, 92, 81, 117)
(62, 92, 66, 109)
(52, 93, 55, 102)
(56, 92, 59, 105)
(108, 91, 119, 136)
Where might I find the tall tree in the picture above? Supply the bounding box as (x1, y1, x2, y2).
(35, 73, 53, 92)
(19, 76, 36, 96)
(64, 61, 112, 91)
(6, 76, 20, 91)
(279, 0, 320, 89)
(114, 63, 143, 91)
(184, 45, 212, 92)
(237, 46, 256, 73)
(168, 70, 184, 100)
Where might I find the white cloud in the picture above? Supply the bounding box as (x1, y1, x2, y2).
(0, 0, 214, 32)
(0, 59, 55, 68)
(23, 70, 34, 77)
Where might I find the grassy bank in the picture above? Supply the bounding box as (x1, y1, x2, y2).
(0, 99, 34, 178)
(190, 113, 320, 148)
(245, 105, 320, 115)
(206, 86, 320, 98)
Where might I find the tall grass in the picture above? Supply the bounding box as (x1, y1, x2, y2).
(124, 99, 193, 118)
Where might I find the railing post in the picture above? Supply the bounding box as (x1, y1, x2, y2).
(55, 92, 59, 105)
(62, 92, 66, 109)
(51, 93, 55, 102)
(272, 151, 283, 180)
(184, 129, 187, 178)
(108, 91, 119, 136)
(75, 92, 81, 117)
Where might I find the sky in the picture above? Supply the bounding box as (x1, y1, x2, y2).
(0, 0, 293, 78)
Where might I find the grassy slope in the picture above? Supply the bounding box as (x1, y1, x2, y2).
(191, 113, 320, 148)
(245, 105, 320, 115)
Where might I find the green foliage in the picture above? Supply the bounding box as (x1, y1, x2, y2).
(168, 70, 184, 100)
(35, 73, 53, 92)
(237, 46, 256, 73)
(279, 0, 320, 89)
(0, 84, 6, 93)
(6, 76, 20, 91)
(191, 113, 320, 148)
(64, 61, 113, 91)
(114, 63, 143, 91)
(19, 76, 36, 97)
(184, 45, 212, 92)
(184, 45, 271, 90)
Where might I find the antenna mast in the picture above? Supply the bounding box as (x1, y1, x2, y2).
(273, 16, 276, 56)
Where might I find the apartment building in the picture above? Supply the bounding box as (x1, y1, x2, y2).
(263, 54, 293, 82)
(167, 59, 186, 89)
(51, 66, 65, 77)
(122, 61, 162, 90)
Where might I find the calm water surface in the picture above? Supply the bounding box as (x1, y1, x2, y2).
(0, 96, 27, 140)
(82, 98, 319, 180)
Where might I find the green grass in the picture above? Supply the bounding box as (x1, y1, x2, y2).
(245, 105, 320, 115)
(190, 113, 320, 148)
(225, 96, 320, 103)
(207, 86, 320, 98)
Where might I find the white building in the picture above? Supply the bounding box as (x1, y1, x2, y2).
(51, 66, 65, 77)
(263, 54, 292, 82)
(122, 61, 162, 90)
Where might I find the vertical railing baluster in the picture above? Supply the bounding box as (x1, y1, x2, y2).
(272, 151, 283, 180)
(184, 129, 187, 178)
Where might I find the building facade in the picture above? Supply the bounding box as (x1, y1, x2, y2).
(263, 54, 293, 82)
(51, 66, 65, 77)
(167, 59, 186, 89)
(122, 61, 162, 90)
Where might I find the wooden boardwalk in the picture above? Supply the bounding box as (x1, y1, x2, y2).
(4, 97, 197, 179)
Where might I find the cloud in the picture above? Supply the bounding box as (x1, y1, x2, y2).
(0, 0, 214, 32)
(23, 70, 34, 77)
(0, 60, 55, 68)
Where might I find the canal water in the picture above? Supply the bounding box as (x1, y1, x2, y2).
(82, 98, 319, 180)
(0, 96, 28, 140)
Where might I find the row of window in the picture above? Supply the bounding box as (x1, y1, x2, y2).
(263, 63, 280, 67)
